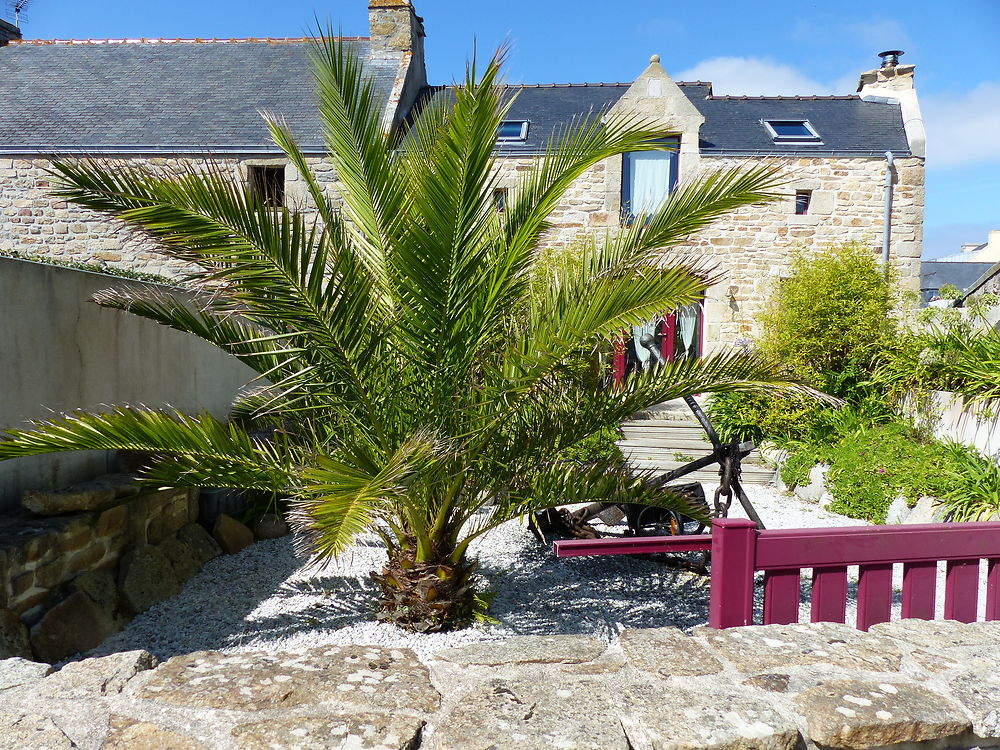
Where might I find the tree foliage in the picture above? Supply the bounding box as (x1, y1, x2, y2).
(0, 38, 815, 630)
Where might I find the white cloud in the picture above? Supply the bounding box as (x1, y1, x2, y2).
(674, 56, 836, 96)
(922, 82, 1000, 168)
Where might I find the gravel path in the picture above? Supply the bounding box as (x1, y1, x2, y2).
(84, 484, 985, 662)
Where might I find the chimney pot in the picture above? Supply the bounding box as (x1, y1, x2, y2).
(878, 50, 904, 68)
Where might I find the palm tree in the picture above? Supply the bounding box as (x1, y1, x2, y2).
(0, 38, 813, 631)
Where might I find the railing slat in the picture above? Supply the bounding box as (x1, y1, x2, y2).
(944, 559, 980, 622)
(901, 561, 937, 619)
(811, 566, 847, 623)
(763, 570, 801, 625)
(987, 559, 1000, 621)
(857, 563, 893, 631)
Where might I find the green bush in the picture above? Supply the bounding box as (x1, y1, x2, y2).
(758, 243, 898, 392)
(706, 390, 822, 445)
(937, 442, 1000, 521)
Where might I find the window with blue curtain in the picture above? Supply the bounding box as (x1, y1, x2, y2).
(621, 138, 679, 223)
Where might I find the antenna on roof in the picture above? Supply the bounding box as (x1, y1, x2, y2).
(10, 0, 30, 25)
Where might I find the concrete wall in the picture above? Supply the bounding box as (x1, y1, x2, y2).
(0, 257, 255, 508)
(926, 390, 1000, 459)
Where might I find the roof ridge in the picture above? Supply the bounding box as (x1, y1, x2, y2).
(709, 94, 859, 101)
(10, 36, 368, 45)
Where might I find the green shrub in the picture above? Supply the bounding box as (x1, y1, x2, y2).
(706, 390, 822, 445)
(937, 442, 1000, 521)
(758, 243, 898, 393)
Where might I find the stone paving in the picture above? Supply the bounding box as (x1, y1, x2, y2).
(1, 620, 998, 749)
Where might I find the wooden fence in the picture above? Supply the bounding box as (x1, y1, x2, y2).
(554, 518, 1000, 630)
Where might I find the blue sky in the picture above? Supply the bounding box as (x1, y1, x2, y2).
(9, 0, 999, 258)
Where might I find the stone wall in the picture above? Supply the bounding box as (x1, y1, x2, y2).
(494, 152, 924, 349)
(0, 155, 341, 278)
(0, 619, 997, 749)
(0, 476, 220, 663)
(3, 148, 922, 352)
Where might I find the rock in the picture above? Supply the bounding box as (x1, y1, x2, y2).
(870, 619, 1000, 651)
(792, 463, 829, 502)
(743, 673, 791, 693)
(793, 679, 971, 748)
(0, 713, 76, 749)
(435, 635, 607, 666)
(818, 491, 835, 509)
(37, 650, 157, 698)
(176, 523, 222, 564)
(233, 714, 426, 750)
(0, 657, 53, 690)
(902, 495, 950, 524)
(620, 682, 802, 750)
(947, 669, 1000, 740)
(253, 513, 289, 540)
(117, 546, 181, 615)
(0, 608, 31, 660)
(212, 514, 254, 555)
(21, 480, 117, 515)
(103, 716, 208, 750)
(692, 622, 904, 673)
(70, 570, 120, 615)
(426, 677, 628, 750)
(157, 537, 202, 582)
(885, 495, 910, 524)
(29, 592, 118, 663)
(134, 646, 440, 713)
(619, 626, 723, 677)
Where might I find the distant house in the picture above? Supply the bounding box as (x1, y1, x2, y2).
(0, 1, 925, 354)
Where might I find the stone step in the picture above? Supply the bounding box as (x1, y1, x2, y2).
(619, 436, 715, 450)
(625, 458, 775, 484)
(620, 423, 710, 439)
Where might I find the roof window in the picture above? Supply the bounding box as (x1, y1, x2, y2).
(496, 120, 529, 142)
(762, 119, 822, 143)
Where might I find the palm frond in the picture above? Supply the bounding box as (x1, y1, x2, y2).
(0, 406, 295, 490)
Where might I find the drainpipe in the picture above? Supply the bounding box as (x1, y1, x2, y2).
(882, 151, 895, 276)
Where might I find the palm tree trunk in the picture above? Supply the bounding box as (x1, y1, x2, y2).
(371, 537, 477, 632)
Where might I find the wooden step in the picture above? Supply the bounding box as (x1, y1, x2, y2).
(619, 436, 715, 450)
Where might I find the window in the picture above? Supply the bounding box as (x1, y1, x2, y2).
(496, 121, 529, 141)
(621, 139, 679, 223)
(248, 165, 285, 207)
(762, 119, 822, 143)
(492, 187, 508, 213)
(795, 190, 812, 215)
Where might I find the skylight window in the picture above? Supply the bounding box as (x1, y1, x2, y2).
(762, 119, 822, 143)
(496, 120, 529, 141)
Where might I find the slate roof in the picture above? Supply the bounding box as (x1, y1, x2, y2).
(920, 261, 996, 304)
(0, 38, 402, 153)
(418, 82, 910, 157)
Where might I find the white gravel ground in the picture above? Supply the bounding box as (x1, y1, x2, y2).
(84, 484, 988, 662)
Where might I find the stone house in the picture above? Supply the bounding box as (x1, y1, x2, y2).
(0, 2, 924, 355)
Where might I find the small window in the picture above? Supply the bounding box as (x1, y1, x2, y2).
(795, 190, 812, 215)
(496, 121, 529, 141)
(492, 188, 508, 212)
(248, 165, 285, 207)
(762, 119, 822, 143)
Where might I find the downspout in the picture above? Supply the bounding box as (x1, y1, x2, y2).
(882, 151, 895, 276)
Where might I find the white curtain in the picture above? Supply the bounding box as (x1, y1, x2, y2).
(677, 304, 699, 359)
(632, 322, 656, 365)
(628, 152, 673, 214)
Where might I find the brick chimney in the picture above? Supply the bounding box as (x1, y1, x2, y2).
(368, 0, 425, 56)
(0, 18, 21, 45)
(857, 50, 925, 159)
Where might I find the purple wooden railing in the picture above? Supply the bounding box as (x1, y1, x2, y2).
(554, 517, 1000, 630)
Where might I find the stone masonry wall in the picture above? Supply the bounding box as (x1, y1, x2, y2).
(0, 619, 998, 749)
(494, 153, 924, 350)
(0, 155, 342, 278)
(3, 150, 922, 350)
